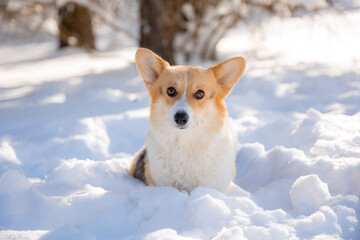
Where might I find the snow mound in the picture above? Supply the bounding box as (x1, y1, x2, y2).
(0, 140, 20, 165)
(290, 174, 331, 215)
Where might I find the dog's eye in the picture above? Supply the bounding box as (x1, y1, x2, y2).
(167, 87, 177, 97)
(194, 90, 205, 100)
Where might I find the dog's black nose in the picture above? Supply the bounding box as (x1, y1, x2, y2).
(174, 111, 189, 127)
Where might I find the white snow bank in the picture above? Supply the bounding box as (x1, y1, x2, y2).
(290, 174, 331, 215)
(0, 230, 49, 240)
(0, 140, 20, 165)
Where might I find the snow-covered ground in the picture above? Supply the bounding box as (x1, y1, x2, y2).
(1, 7, 360, 240)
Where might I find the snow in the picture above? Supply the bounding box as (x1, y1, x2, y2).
(1, 6, 360, 240)
(290, 175, 331, 215)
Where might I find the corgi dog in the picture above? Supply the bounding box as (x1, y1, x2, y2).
(129, 48, 246, 194)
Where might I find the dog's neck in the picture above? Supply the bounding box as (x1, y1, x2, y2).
(148, 119, 229, 149)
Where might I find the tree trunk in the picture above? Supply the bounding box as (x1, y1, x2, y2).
(58, 2, 95, 50)
(139, 0, 183, 65)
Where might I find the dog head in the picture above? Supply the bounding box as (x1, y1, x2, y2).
(135, 48, 246, 132)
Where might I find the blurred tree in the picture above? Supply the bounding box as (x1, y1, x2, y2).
(58, 2, 95, 50)
(139, 0, 183, 65)
(1, 0, 331, 60)
(138, 0, 243, 64)
(178, 0, 242, 62)
(138, 0, 331, 64)
(0, 0, 137, 50)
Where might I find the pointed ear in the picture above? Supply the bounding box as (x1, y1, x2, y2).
(210, 57, 246, 97)
(135, 48, 170, 88)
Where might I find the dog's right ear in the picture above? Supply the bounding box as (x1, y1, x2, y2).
(135, 48, 169, 88)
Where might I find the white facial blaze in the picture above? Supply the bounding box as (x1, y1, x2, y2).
(169, 71, 194, 128)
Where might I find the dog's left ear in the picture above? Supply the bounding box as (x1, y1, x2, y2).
(210, 57, 246, 97)
(135, 48, 170, 90)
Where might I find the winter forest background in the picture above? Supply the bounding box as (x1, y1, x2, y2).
(1, 0, 360, 239)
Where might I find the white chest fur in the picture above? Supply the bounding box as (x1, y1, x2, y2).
(146, 122, 236, 193)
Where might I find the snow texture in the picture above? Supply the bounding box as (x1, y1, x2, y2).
(1, 5, 360, 240)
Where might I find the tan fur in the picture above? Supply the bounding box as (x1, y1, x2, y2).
(145, 155, 155, 186)
(130, 48, 246, 193)
(129, 159, 135, 177)
(147, 66, 229, 132)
